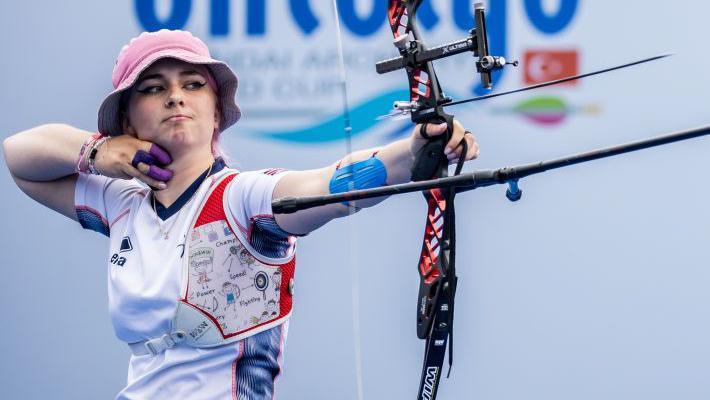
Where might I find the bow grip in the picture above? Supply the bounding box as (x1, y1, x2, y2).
(411, 114, 454, 181)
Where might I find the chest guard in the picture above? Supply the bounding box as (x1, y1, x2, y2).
(170, 172, 295, 350)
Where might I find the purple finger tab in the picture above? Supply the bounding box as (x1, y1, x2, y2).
(131, 150, 156, 168)
(148, 165, 174, 182)
(149, 144, 172, 165)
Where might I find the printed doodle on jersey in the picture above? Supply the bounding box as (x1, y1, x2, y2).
(186, 220, 283, 335)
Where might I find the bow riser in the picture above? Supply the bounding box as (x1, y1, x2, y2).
(387, 2, 460, 399)
(387, 0, 454, 336)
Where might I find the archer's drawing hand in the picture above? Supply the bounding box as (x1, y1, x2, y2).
(411, 120, 480, 164)
(94, 135, 174, 189)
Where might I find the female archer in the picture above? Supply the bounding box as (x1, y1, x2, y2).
(2, 30, 478, 399)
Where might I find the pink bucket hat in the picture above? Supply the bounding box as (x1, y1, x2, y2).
(98, 29, 241, 136)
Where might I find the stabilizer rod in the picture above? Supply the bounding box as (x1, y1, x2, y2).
(272, 124, 710, 214)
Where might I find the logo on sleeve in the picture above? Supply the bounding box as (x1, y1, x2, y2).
(120, 236, 133, 253)
(111, 236, 133, 267)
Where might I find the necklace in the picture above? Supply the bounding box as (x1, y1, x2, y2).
(152, 163, 214, 240)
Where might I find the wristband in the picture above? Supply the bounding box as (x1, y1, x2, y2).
(76, 134, 102, 173)
(87, 137, 109, 175)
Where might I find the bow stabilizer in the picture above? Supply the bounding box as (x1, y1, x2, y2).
(272, 124, 710, 211)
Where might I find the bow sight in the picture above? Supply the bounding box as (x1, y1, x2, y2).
(376, 2, 518, 120)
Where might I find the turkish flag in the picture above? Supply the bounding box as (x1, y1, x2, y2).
(523, 50, 579, 86)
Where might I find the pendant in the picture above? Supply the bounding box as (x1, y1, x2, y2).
(158, 226, 169, 240)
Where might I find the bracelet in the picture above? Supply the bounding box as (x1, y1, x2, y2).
(76, 134, 102, 173)
(87, 137, 109, 175)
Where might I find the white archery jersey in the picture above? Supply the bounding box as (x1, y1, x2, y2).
(74, 167, 294, 400)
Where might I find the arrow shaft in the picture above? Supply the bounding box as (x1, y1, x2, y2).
(445, 53, 672, 107)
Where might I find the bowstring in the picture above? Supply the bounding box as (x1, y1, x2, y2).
(331, 1, 364, 399)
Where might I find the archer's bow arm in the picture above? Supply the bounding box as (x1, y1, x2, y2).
(272, 121, 478, 235)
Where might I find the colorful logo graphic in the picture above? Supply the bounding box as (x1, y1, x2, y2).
(495, 95, 599, 125)
(524, 50, 579, 86)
